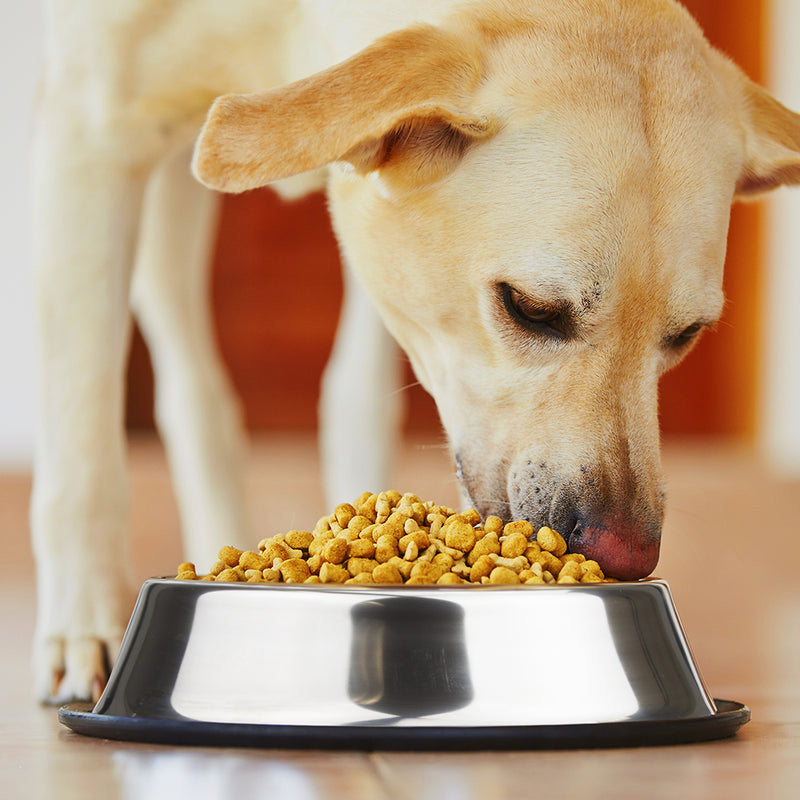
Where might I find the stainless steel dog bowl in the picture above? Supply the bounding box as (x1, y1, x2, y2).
(59, 579, 749, 749)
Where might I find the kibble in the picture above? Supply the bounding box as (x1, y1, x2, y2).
(175, 491, 619, 585)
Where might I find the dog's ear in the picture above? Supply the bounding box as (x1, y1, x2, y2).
(192, 25, 496, 193)
(734, 80, 800, 198)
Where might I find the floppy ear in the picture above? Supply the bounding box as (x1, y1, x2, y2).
(735, 80, 800, 198)
(192, 24, 496, 193)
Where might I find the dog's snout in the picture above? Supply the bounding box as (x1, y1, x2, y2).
(567, 514, 661, 580)
(508, 459, 663, 580)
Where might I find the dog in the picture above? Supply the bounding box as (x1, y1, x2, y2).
(31, 0, 800, 703)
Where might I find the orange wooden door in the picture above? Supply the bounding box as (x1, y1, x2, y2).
(127, 0, 765, 439)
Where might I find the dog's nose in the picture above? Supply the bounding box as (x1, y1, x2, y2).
(567, 517, 661, 580)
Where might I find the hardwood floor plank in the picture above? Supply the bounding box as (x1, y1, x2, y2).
(371, 725, 800, 800)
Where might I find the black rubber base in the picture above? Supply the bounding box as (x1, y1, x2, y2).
(59, 699, 749, 751)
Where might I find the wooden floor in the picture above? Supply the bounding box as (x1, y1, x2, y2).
(2, 433, 799, 800)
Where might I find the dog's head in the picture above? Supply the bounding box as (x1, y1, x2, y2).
(193, 0, 800, 578)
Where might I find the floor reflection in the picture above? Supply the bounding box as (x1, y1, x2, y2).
(112, 751, 340, 800)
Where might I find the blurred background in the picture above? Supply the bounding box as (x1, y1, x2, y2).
(1, 0, 798, 471)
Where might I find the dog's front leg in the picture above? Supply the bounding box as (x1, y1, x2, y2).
(30, 122, 145, 703)
(319, 263, 404, 506)
(131, 145, 250, 566)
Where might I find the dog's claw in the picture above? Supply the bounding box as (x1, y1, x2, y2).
(51, 669, 65, 699)
(91, 674, 106, 705)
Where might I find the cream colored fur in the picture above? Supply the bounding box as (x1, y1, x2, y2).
(32, 0, 800, 702)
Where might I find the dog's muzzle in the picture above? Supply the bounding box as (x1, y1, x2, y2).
(461, 453, 663, 580)
(502, 461, 664, 581)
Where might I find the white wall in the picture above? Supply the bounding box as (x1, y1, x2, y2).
(0, 1, 42, 468)
(761, 0, 800, 475)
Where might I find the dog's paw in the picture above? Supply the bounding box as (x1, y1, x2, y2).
(35, 636, 123, 705)
(33, 571, 136, 705)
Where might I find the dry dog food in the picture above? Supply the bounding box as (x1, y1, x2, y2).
(174, 490, 616, 585)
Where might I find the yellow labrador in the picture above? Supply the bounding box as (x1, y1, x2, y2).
(32, 0, 800, 702)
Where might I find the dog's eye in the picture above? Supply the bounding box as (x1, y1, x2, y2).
(670, 322, 705, 347)
(501, 284, 568, 338)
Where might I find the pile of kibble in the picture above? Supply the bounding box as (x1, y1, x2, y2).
(175, 490, 615, 585)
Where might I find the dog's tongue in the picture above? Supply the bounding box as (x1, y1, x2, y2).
(567, 524, 660, 581)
